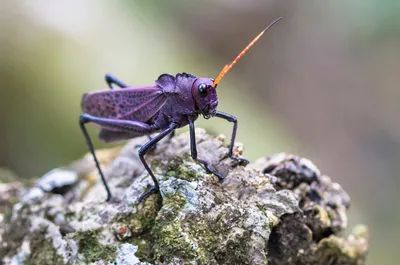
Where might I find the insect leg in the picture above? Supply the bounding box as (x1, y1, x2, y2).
(105, 73, 128, 89)
(169, 129, 176, 139)
(134, 135, 155, 150)
(79, 116, 112, 201)
(189, 120, 223, 180)
(135, 131, 174, 150)
(81, 114, 154, 134)
(138, 123, 178, 202)
(79, 114, 156, 201)
(215, 111, 249, 165)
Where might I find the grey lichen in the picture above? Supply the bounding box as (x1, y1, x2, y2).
(0, 129, 368, 264)
(25, 226, 65, 265)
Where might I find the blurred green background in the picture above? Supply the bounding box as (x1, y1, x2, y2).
(1, 1, 399, 264)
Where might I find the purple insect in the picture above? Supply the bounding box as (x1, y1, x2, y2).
(80, 18, 282, 202)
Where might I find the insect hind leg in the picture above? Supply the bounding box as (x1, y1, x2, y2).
(79, 115, 112, 201)
(105, 73, 128, 89)
(79, 113, 157, 202)
(134, 135, 154, 149)
(135, 130, 175, 150)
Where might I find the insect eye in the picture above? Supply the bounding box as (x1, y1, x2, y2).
(197, 83, 208, 97)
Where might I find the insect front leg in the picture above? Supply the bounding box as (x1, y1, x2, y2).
(79, 113, 156, 201)
(105, 73, 128, 89)
(189, 119, 224, 180)
(138, 123, 178, 202)
(215, 111, 249, 165)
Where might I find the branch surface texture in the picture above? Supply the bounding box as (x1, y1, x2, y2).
(0, 129, 369, 265)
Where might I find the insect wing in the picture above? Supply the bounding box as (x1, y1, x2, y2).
(98, 129, 142, 142)
(82, 85, 167, 122)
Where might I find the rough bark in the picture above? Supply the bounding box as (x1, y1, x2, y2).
(0, 129, 368, 265)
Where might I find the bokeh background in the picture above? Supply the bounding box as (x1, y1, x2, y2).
(1, 1, 399, 264)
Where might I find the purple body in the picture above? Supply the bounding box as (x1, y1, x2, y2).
(82, 73, 218, 141)
(80, 73, 247, 202)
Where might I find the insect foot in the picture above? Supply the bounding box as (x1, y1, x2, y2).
(228, 141, 249, 165)
(2, 129, 369, 265)
(230, 155, 249, 166)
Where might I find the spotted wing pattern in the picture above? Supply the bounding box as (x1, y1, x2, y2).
(81, 85, 167, 123)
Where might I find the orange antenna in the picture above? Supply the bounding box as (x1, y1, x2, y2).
(213, 17, 282, 87)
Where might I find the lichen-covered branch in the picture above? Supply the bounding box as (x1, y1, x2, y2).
(0, 129, 368, 265)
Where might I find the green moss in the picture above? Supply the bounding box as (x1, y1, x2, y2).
(152, 200, 240, 264)
(150, 192, 212, 264)
(129, 235, 154, 262)
(64, 211, 76, 221)
(114, 190, 197, 263)
(153, 220, 197, 262)
(73, 229, 116, 263)
(187, 205, 257, 265)
(152, 192, 190, 262)
(314, 236, 361, 265)
(150, 157, 164, 168)
(161, 193, 187, 219)
(215, 231, 252, 265)
(111, 194, 162, 262)
(164, 156, 184, 171)
(116, 194, 161, 235)
(186, 219, 218, 263)
(25, 227, 65, 265)
(165, 155, 203, 182)
(110, 193, 182, 263)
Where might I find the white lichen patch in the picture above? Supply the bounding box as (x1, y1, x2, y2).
(114, 243, 151, 265)
(9, 239, 30, 265)
(36, 168, 78, 192)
